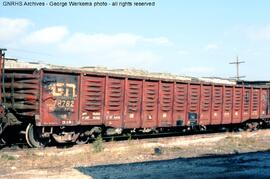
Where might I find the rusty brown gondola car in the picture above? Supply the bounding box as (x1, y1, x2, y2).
(0, 49, 270, 147)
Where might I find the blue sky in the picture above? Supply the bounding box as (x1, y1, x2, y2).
(1, 0, 270, 80)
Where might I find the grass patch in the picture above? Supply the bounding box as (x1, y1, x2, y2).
(110, 136, 115, 142)
(167, 146, 183, 152)
(1, 154, 16, 161)
(220, 136, 256, 149)
(92, 135, 104, 153)
(127, 133, 132, 141)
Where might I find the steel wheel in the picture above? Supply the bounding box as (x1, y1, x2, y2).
(76, 134, 89, 145)
(25, 124, 49, 148)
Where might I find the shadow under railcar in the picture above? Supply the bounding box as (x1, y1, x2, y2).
(76, 150, 270, 179)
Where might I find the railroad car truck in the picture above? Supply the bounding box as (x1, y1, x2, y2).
(0, 49, 270, 147)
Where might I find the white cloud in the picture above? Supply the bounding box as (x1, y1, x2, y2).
(140, 36, 171, 46)
(23, 26, 69, 45)
(204, 43, 218, 50)
(59, 33, 138, 53)
(0, 17, 31, 42)
(0, 17, 170, 69)
(59, 33, 170, 54)
(57, 33, 169, 67)
(247, 25, 270, 40)
(82, 49, 160, 69)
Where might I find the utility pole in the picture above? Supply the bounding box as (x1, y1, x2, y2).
(0, 48, 7, 69)
(229, 56, 245, 80)
(0, 48, 7, 78)
(0, 48, 7, 105)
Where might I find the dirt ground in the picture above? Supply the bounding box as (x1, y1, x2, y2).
(0, 129, 270, 179)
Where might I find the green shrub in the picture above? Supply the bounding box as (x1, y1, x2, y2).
(127, 133, 132, 141)
(1, 154, 16, 160)
(92, 135, 104, 153)
(111, 136, 114, 142)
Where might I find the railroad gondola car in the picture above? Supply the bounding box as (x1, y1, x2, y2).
(0, 49, 269, 147)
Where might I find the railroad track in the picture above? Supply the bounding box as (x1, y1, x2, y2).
(0, 127, 248, 150)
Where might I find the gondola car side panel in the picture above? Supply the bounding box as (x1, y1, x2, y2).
(142, 81, 158, 128)
(158, 82, 174, 127)
(104, 77, 125, 128)
(200, 85, 211, 125)
(188, 84, 200, 126)
(222, 86, 233, 124)
(260, 88, 268, 117)
(41, 72, 80, 126)
(80, 75, 105, 125)
(173, 83, 188, 126)
(123, 79, 143, 129)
